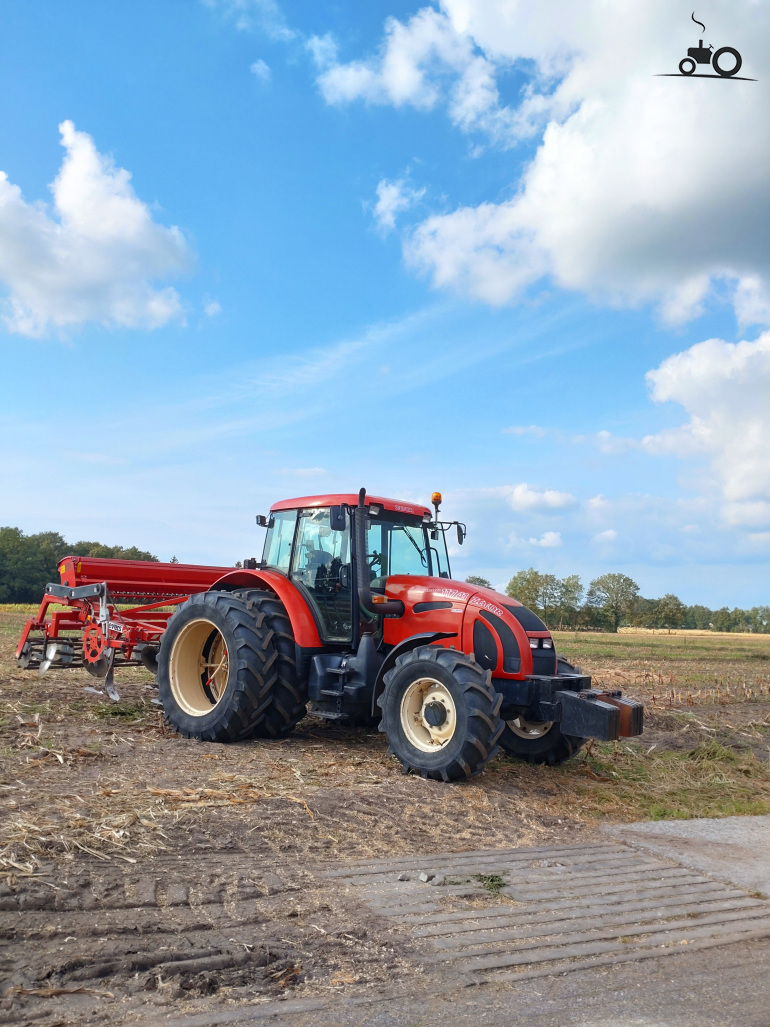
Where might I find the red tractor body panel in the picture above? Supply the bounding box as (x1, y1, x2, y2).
(382, 577, 546, 680)
(210, 570, 323, 647)
(270, 494, 431, 518)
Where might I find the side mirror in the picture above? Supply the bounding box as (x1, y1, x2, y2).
(329, 505, 347, 532)
(456, 524, 465, 545)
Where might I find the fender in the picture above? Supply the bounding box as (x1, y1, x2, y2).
(371, 631, 457, 716)
(211, 570, 323, 648)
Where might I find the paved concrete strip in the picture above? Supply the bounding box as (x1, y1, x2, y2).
(502, 864, 686, 895)
(429, 900, 770, 949)
(458, 915, 770, 973)
(319, 842, 623, 877)
(375, 902, 441, 917)
(437, 907, 770, 962)
(417, 894, 766, 939)
(487, 924, 770, 985)
(320, 836, 770, 986)
(502, 866, 706, 901)
(337, 850, 650, 882)
(408, 880, 740, 927)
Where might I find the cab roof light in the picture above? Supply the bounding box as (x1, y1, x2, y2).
(368, 504, 381, 515)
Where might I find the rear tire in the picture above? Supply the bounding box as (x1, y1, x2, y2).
(499, 655, 585, 765)
(232, 589, 306, 738)
(378, 646, 503, 781)
(157, 590, 298, 742)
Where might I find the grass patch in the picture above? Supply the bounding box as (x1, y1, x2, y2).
(566, 737, 770, 821)
(92, 700, 149, 721)
(473, 873, 508, 895)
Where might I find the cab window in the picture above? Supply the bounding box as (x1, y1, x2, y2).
(262, 509, 297, 573)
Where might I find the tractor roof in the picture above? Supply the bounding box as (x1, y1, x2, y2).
(270, 494, 432, 518)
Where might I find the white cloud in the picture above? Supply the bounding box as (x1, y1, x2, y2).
(530, 530, 562, 548)
(320, 1, 770, 325)
(645, 331, 770, 529)
(0, 121, 191, 337)
(202, 0, 294, 40)
(505, 482, 576, 513)
(204, 299, 222, 317)
(592, 529, 617, 543)
(504, 424, 547, 437)
(306, 33, 338, 70)
(250, 58, 271, 82)
(373, 178, 425, 234)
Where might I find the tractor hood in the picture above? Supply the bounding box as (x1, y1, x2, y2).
(381, 577, 556, 680)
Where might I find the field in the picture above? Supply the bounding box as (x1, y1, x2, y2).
(2, 611, 769, 876)
(1, 610, 769, 1020)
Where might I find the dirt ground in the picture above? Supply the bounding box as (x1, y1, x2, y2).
(1, 610, 769, 1025)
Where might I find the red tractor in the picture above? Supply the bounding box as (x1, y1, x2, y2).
(16, 488, 642, 780)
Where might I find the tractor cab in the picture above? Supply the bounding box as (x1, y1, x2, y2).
(258, 492, 462, 649)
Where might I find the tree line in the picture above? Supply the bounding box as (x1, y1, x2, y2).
(465, 570, 769, 634)
(0, 527, 158, 603)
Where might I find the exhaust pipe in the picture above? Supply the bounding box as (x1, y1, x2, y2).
(356, 488, 403, 618)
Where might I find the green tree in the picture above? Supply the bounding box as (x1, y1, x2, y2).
(684, 604, 713, 630)
(72, 540, 157, 561)
(711, 607, 735, 632)
(628, 595, 659, 628)
(0, 527, 69, 604)
(0, 527, 158, 603)
(465, 575, 492, 589)
(657, 593, 686, 631)
(536, 573, 561, 621)
(505, 568, 543, 612)
(748, 606, 770, 633)
(586, 573, 640, 632)
(555, 574, 583, 628)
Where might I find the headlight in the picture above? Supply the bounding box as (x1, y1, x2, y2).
(529, 638, 540, 649)
(542, 639, 553, 648)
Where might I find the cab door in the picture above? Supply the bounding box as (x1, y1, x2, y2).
(290, 508, 353, 643)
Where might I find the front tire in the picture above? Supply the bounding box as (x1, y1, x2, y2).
(157, 590, 297, 742)
(378, 646, 503, 781)
(499, 656, 585, 765)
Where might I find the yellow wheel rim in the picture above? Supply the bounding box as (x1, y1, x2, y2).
(400, 677, 457, 752)
(507, 715, 552, 740)
(169, 617, 230, 717)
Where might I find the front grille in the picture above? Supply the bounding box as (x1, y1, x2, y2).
(531, 648, 557, 675)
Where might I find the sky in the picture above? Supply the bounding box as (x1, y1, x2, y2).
(1, 0, 769, 608)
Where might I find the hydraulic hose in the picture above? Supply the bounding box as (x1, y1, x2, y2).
(356, 488, 404, 618)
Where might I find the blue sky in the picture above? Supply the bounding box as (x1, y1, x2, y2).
(1, 0, 769, 607)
